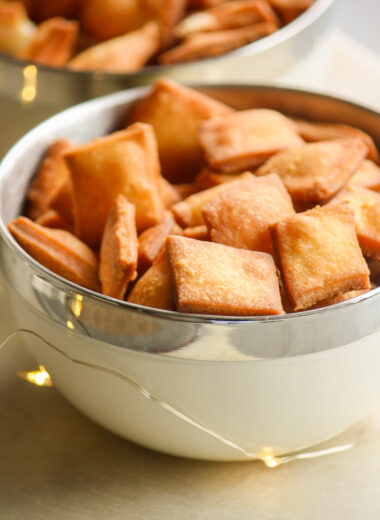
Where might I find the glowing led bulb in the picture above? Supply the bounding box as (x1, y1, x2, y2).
(17, 365, 53, 387)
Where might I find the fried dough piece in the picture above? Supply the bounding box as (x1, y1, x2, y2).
(194, 167, 239, 190)
(99, 195, 138, 299)
(267, 0, 313, 23)
(187, 0, 225, 8)
(81, 0, 185, 47)
(21, 17, 78, 66)
(270, 203, 370, 311)
(294, 120, 379, 164)
(158, 177, 182, 208)
(311, 289, 371, 310)
(182, 225, 209, 240)
(174, 0, 279, 38)
(256, 139, 367, 203)
(64, 123, 164, 247)
(202, 173, 294, 253)
(25, 139, 72, 221)
(0, 1, 35, 55)
(166, 235, 284, 315)
(128, 250, 175, 310)
(172, 172, 252, 227)
(138, 212, 181, 274)
(68, 21, 160, 73)
(8, 216, 100, 291)
(36, 209, 73, 232)
(50, 177, 74, 224)
(348, 160, 380, 191)
(159, 22, 277, 64)
(129, 78, 234, 183)
(174, 183, 199, 199)
(198, 108, 303, 173)
(367, 258, 380, 285)
(330, 185, 380, 261)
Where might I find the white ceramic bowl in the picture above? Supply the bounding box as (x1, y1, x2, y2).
(1, 84, 380, 461)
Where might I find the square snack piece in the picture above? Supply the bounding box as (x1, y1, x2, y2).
(198, 108, 304, 173)
(129, 78, 233, 182)
(256, 138, 367, 203)
(99, 194, 138, 300)
(271, 203, 370, 311)
(128, 250, 175, 311)
(349, 160, 380, 191)
(26, 139, 72, 221)
(202, 173, 294, 253)
(166, 235, 284, 315)
(330, 185, 380, 261)
(8, 216, 100, 291)
(65, 123, 164, 247)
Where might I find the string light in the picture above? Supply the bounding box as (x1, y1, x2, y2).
(19, 65, 37, 104)
(17, 365, 53, 387)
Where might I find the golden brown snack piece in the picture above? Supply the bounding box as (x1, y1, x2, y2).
(68, 21, 160, 73)
(166, 235, 284, 315)
(311, 289, 371, 309)
(174, 0, 279, 38)
(294, 120, 379, 164)
(330, 185, 380, 261)
(349, 160, 380, 191)
(173, 183, 198, 199)
(172, 172, 252, 228)
(158, 177, 182, 208)
(49, 177, 74, 224)
(202, 173, 294, 253)
(81, 0, 185, 47)
(138, 212, 181, 274)
(194, 167, 239, 190)
(99, 194, 138, 299)
(271, 203, 370, 311)
(0, 1, 35, 55)
(128, 250, 175, 310)
(187, 0, 225, 8)
(367, 258, 380, 285)
(36, 209, 73, 232)
(25, 139, 72, 221)
(21, 17, 78, 66)
(182, 225, 209, 240)
(159, 22, 277, 64)
(198, 108, 303, 173)
(65, 123, 164, 247)
(256, 138, 367, 203)
(267, 0, 313, 23)
(8, 216, 100, 291)
(129, 78, 234, 183)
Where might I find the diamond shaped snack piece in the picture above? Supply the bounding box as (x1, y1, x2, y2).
(267, 0, 313, 23)
(138, 212, 182, 274)
(182, 225, 209, 241)
(128, 250, 176, 311)
(159, 22, 277, 65)
(64, 123, 164, 248)
(26, 139, 72, 221)
(270, 203, 370, 311)
(202, 173, 294, 253)
(158, 177, 182, 208)
(198, 108, 304, 173)
(21, 17, 78, 66)
(99, 195, 138, 300)
(349, 160, 380, 191)
(129, 78, 234, 183)
(194, 167, 239, 191)
(172, 171, 252, 227)
(69, 21, 160, 73)
(166, 235, 284, 315)
(256, 138, 367, 203)
(50, 177, 74, 224)
(0, 1, 36, 56)
(294, 119, 379, 164)
(330, 185, 380, 261)
(174, 0, 279, 38)
(8, 216, 100, 291)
